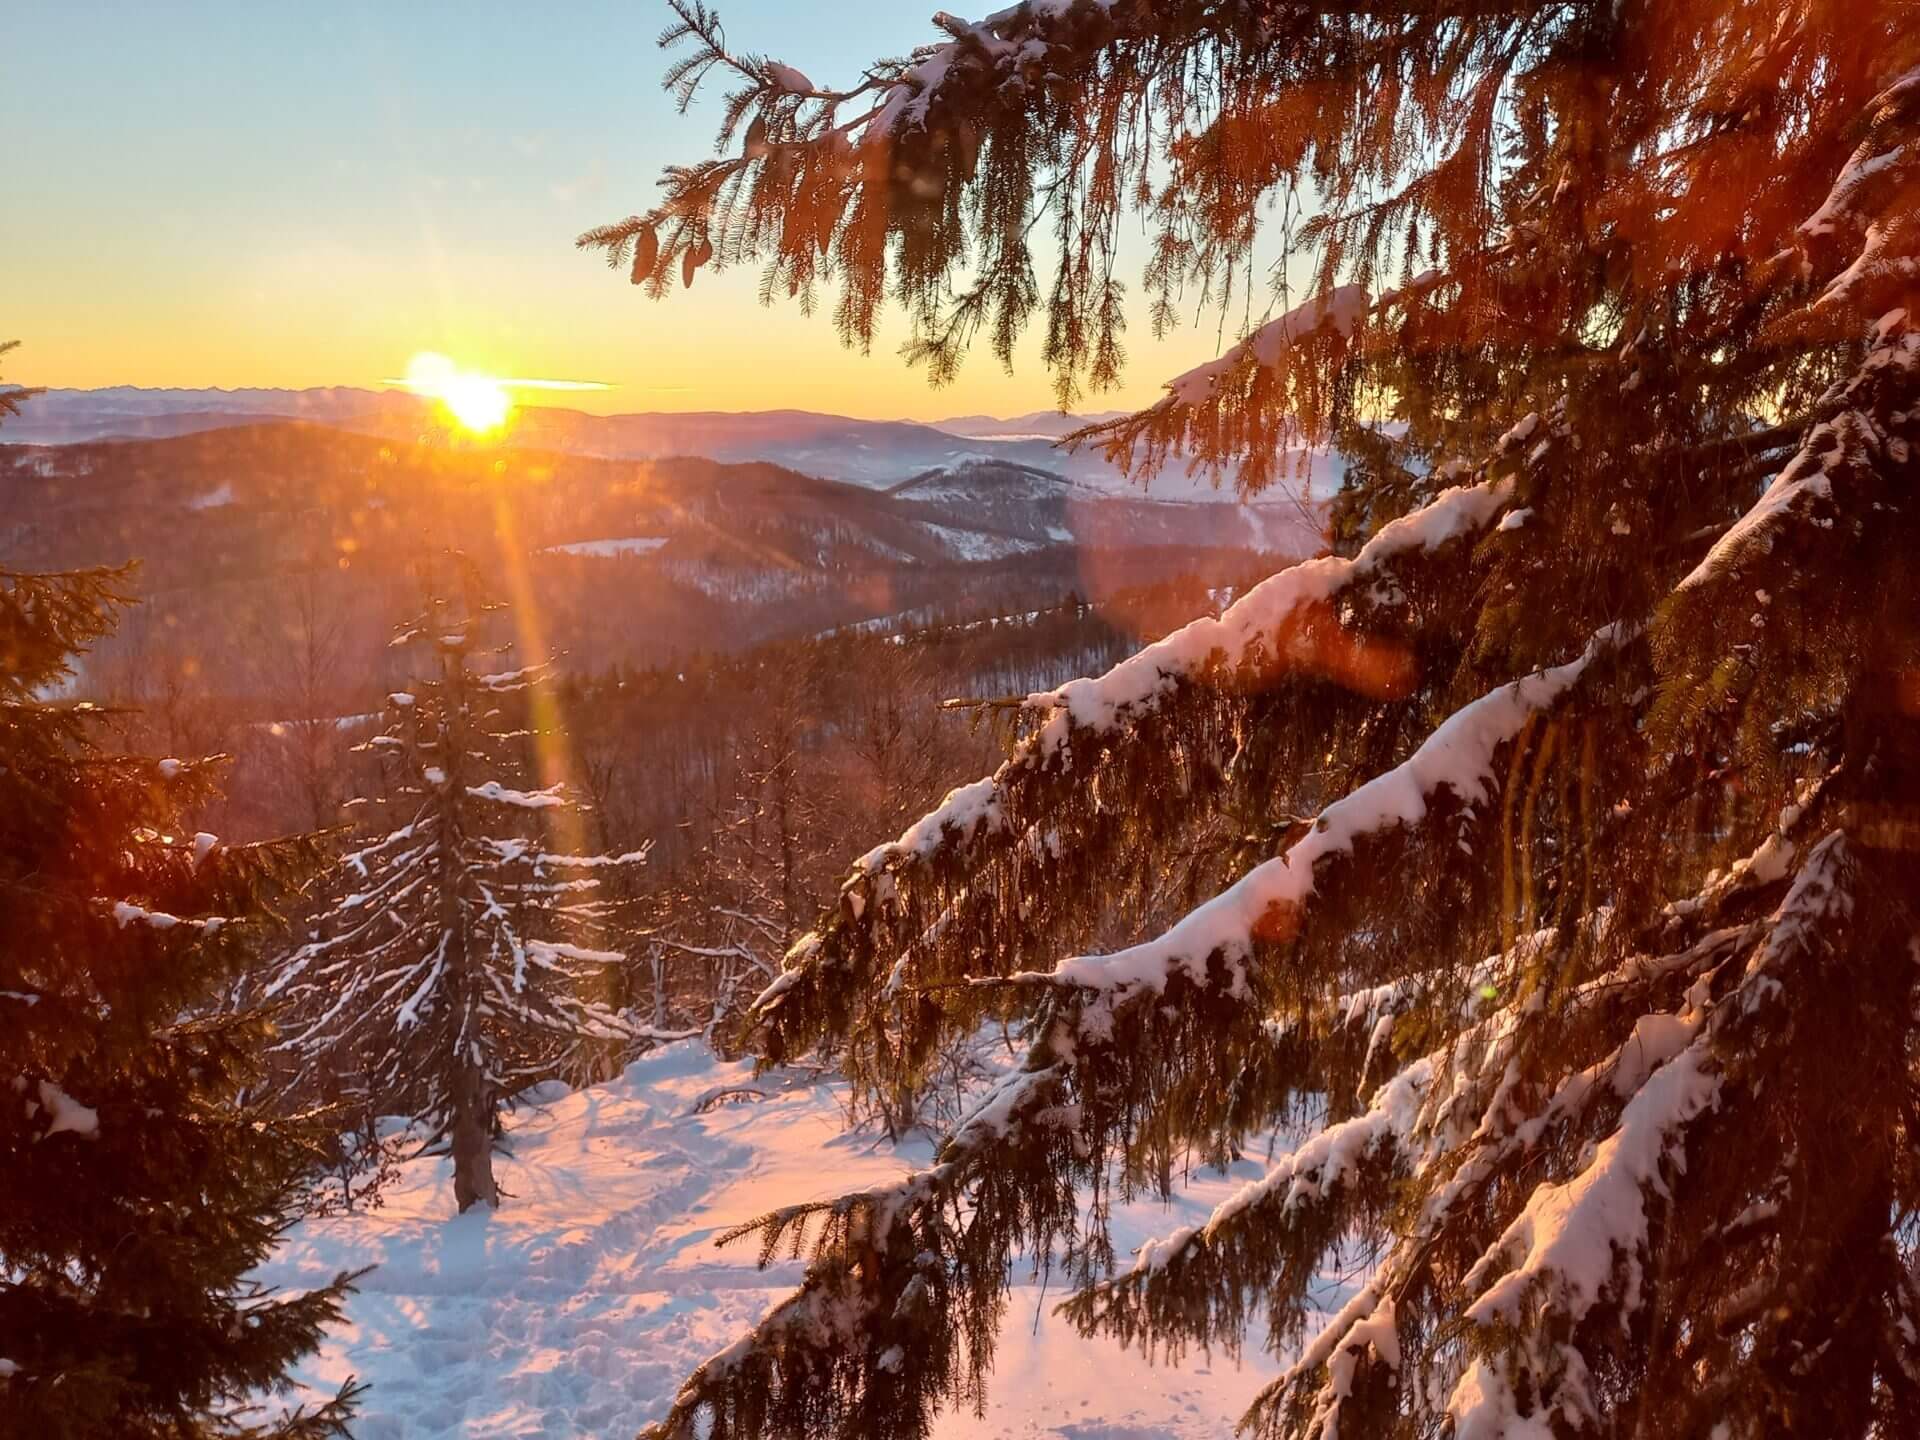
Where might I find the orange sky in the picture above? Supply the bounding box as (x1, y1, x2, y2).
(4, 2, 1246, 422)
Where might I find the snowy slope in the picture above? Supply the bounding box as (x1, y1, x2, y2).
(257, 1043, 1289, 1439)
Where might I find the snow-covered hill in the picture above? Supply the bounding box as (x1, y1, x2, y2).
(257, 1043, 1289, 1439)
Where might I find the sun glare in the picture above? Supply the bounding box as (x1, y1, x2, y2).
(402, 352, 511, 434)
(390, 354, 614, 435)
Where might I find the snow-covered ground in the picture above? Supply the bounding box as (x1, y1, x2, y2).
(259, 1043, 1288, 1439)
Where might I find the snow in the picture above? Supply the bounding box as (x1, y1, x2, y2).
(1447, 1026, 1718, 1439)
(863, 0, 1119, 142)
(524, 939, 627, 967)
(1742, 830, 1853, 1013)
(466, 780, 567, 810)
(477, 666, 542, 690)
(921, 522, 1046, 561)
(255, 1043, 1283, 1438)
(1800, 67, 1919, 238)
(1443, 842, 1855, 1434)
(189, 481, 236, 509)
(855, 776, 1000, 874)
(1679, 328, 1919, 591)
(1133, 1056, 1434, 1277)
(1464, 1024, 1716, 1327)
(765, 61, 814, 94)
(1448, 1358, 1558, 1440)
(539, 537, 669, 559)
(35, 1078, 99, 1139)
(112, 899, 224, 933)
(1325, 1294, 1398, 1405)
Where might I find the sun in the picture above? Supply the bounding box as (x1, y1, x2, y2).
(401, 352, 511, 434)
(389, 355, 615, 435)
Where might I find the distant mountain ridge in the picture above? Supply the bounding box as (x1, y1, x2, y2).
(8, 386, 1344, 504)
(929, 409, 1130, 441)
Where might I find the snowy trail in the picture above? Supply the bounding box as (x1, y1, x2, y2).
(260, 1044, 1286, 1438)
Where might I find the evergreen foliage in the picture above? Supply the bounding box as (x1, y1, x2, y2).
(590, 2, 1920, 1436)
(262, 574, 659, 1211)
(0, 341, 40, 425)
(0, 370, 360, 1436)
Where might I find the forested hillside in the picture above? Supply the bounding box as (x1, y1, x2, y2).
(0, 423, 1313, 699)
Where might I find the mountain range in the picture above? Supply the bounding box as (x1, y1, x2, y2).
(0, 414, 1324, 693)
(3, 386, 1346, 501)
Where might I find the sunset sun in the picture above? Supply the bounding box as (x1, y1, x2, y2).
(392, 353, 614, 434)
(399, 352, 511, 433)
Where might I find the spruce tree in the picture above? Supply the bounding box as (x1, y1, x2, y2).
(263, 579, 654, 1212)
(1, 356, 360, 1436)
(585, 3, 1920, 1437)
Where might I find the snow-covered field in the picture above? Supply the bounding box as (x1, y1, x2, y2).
(259, 1043, 1288, 1439)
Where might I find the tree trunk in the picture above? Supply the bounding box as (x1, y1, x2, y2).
(450, 1061, 498, 1212)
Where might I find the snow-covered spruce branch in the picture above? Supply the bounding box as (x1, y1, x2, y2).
(750, 467, 1523, 1062)
(644, 626, 1627, 1436)
(1064, 1050, 1436, 1365)
(1073, 895, 1774, 1398)
(1240, 829, 1861, 1439)
(1652, 313, 1919, 765)
(985, 624, 1623, 1014)
(1794, 66, 1920, 321)
(1435, 831, 1862, 1440)
(1075, 836, 1825, 1440)
(1226, 813, 1851, 1437)
(1674, 317, 1918, 597)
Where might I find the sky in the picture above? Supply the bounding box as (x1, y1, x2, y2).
(3, 2, 1240, 421)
